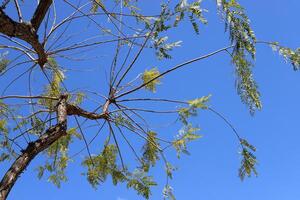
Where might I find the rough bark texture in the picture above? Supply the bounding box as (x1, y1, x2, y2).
(67, 103, 109, 120)
(0, 95, 68, 200)
(0, 1, 52, 67)
(0, 95, 109, 200)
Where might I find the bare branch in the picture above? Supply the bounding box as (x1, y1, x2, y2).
(0, 95, 58, 100)
(66, 103, 108, 120)
(116, 45, 234, 99)
(13, 0, 22, 22)
(31, 0, 53, 31)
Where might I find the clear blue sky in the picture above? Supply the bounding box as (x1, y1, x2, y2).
(2, 0, 300, 200)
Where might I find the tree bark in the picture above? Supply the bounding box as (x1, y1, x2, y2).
(0, 0, 53, 68)
(0, 95, 110, 200)
(0, 95, 68, 200)
(31, 0, 53, 30)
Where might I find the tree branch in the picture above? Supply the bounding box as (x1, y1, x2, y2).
(66, 103, 108, 120)
(0, 8, 47, 67)
(0, 94, 68, 200)
(31, 0, 53, 31)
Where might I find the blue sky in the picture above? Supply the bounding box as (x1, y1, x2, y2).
(2, 0, 300, 200)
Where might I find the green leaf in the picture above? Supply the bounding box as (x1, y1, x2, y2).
(82, 144, 126, 188)
(74, 92, 85, 105)
(0, 119, 8, 135)
(0, 153, 10, 162)
(0, 51, 9, 74)
(163, 185, 176, 200)
(66, 127, 82, 140)
(90, 0, 105, 13)
(233, 52, 261, 114)
(173, 124, 201, 158)
(179, 95, 211, 125)
(127, 169, 157, 199)
(37, 166, 45, 179)
(165, 162, 177, 180)
(270, 43, 300, 70)
(142, 131, 160, 172)
(40, 59, 65, 110)
(142, 68, 161, 92)
(29, 116, 45, 136)
(238, 138, 258, 180)
(188, 94, 211, 109)
(219, 0, 261, 113)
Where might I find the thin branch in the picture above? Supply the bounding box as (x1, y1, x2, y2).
(114, 124, 143, 165)
(70, 121, 106, 159)
(13, 0, 22, 22)
(74, 116, 94, 166)
(116, 45, 234, 99)
(0, 95, 58, 100)
(108, 121, 125, 170)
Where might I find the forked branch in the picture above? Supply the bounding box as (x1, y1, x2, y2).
(0, 94, 67, 200)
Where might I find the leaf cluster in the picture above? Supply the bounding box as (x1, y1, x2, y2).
(219, 0, 261, 113)
(141, 68, 161, 92)
(37, 128, 82, 187)
(270, 42, 300, 70)
(238, 138, 258, 180)
(141, 131, 160, 172)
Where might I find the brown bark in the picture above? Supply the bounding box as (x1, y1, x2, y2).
(67, 103, 109, 120)
(0, 95, 68, 200)
(0, 95, 109, 200)
(0, 0, 53, 68)
(31, 0, 53, 30)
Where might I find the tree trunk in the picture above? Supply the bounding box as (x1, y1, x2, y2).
(0, 95, 67, 200)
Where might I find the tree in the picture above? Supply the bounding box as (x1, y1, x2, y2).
(0, 0, 299, 199)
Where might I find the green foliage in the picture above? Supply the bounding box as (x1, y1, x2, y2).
(29, 116, 45, 136)
(82, 144, 126, 187)
(46, 57, 59, 69)
(141, 68, 161, 92)
(220, 0, 256, 58)
(178, 95, 211, 125)
(0, 51, 9, 74)
(187, 95, 211, 109)
(219, 0, 261, 113)
(37, 128, 81, 187)
(2, 0, 297, 199)
(40, 58, 64, 110)
(174, 0, 208, 34)
(154, 37, 182, 59)
(151, 0, 207, 59)
(173, 124, 201, 158)
(90, 0, 106, 13)
(165, 162, 177, 180)
(233, 52, 261, 114)
(82, 144, 158, 199)
(163, 185, 176, 200)
(0, 100, 8, 116)
(114, 113, 135, 130)
(270, 42, 300, 70)
(0, 119, 8, 134)
(126, 169, 157, 199)
(73, 92, 85, 105)
(67, 92, 86, 106)
(0, 103, 17, 163)
(238, 139, 258, 180)
(0, 152, 10, 162)
(141, 131, 160, 172)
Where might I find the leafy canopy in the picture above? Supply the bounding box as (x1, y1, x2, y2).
(0, 0, 298, 199)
